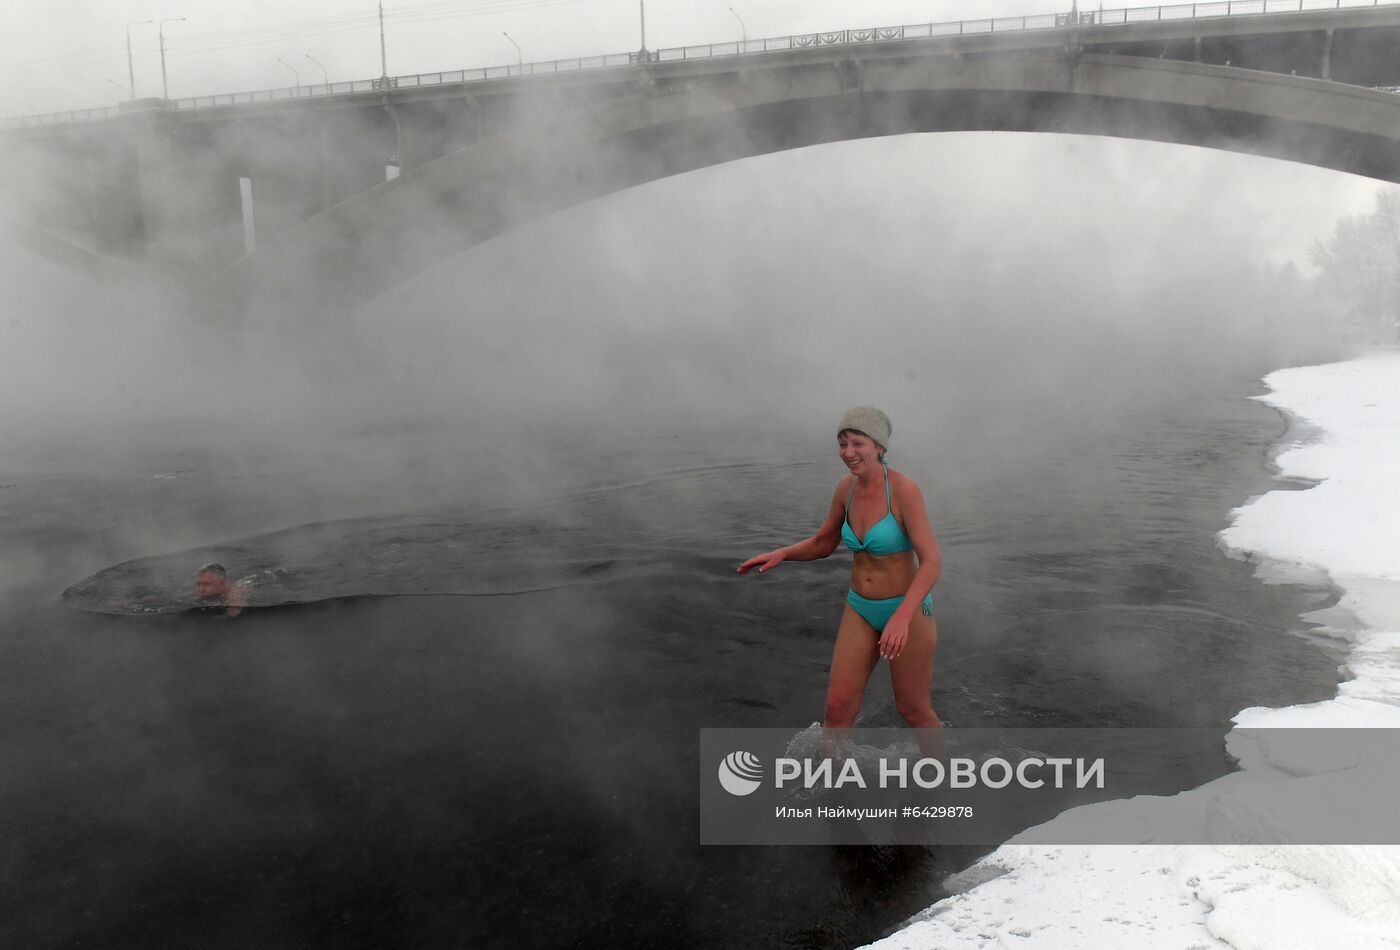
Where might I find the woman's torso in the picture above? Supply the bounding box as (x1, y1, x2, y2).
(842, 465, 919, 599)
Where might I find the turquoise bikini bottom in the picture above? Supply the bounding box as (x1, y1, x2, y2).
(846, 588, 934, 633)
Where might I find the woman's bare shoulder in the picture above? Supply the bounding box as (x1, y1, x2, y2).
(887, 466, 925, 499)
(886, 465, 918, 485)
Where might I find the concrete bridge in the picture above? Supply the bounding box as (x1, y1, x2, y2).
(4, 1, 1400, 313)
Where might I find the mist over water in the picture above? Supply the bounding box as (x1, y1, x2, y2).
(2, 133, 1360, 471)
(0, 131, 1371, 945)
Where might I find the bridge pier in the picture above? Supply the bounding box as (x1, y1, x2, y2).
(388, 105, 423, 174)
(132, 113, 245, 269)
(236, 110, 398, 253)
(388, 99, 492, 175)
(241, 114, 326, 248)
(0, 131, 117, 254)
(90, 133, 142, 255)
(319, 109, 398, 204)
(11, 111, 245, 268)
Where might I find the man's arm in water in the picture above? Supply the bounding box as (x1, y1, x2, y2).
(226, 584, 247, 618)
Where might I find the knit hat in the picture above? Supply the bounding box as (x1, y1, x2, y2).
(837, 406, 892, 450)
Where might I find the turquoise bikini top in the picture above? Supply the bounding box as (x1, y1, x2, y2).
(841, 462, 914, 556)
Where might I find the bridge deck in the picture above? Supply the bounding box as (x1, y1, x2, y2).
(6, 0, 1400, 129)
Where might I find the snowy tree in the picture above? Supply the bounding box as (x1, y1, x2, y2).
(1310, 190, 1400, 342)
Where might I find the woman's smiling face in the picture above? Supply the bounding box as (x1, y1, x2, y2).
(838, 429, 882, 471)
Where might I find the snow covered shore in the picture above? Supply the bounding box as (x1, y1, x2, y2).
(869, 350, 1400, 950)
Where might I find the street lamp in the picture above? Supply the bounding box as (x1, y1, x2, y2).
(158, 17, 186, 99)
(276, 57, 301, 88)
(378, 1, 388, 79)
(729, 6, 747, 46)
(125, 19, 152, 99)
(306, 54, 329, 86)
(502, 32, 522, 67)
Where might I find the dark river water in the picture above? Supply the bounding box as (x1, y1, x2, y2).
(0, 370, 1340, 948)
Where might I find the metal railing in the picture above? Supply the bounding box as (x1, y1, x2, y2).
(5, 0, 1399, 129)
(4, 105, 120, 127)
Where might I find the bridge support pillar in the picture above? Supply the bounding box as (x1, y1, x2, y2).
(0, 131, 138, 256)
(318, 116, 331, 212)
(388, 105, 429, 172)
(90, 134, 144, 255)
(130, 114, 245, 269)
(42, 112, 244, 267)
(243, 114, 328, 247)
(387, 100, 490, 174)
(317, 109, 398, 202)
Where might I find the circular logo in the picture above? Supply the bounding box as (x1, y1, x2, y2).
(718, 750, 764, 796)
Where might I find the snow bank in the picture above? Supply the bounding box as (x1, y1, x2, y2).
(869, 350, 1400, 950)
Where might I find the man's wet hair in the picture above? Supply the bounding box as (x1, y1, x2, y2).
(196, 563, 228, 578)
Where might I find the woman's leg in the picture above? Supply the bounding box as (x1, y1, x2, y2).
(889, 611, 943, 757)
(824, 603, 880, 729)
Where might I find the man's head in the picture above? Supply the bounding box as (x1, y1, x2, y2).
(195, 563, 231, 600)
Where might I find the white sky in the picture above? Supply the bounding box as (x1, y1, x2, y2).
(2, 1, 1094, 115)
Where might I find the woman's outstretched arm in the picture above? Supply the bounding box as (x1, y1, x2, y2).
(737, 478, 849, 574)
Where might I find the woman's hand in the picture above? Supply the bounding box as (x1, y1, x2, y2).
(879, 614, 911, 659)
(737, 549, 786, 575)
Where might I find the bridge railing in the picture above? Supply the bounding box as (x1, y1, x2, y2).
(5, 0, 1400, 128)
(5, 105, 119, 126)
(1101, 0, 1398, 22)
(170, 54, 647, 109)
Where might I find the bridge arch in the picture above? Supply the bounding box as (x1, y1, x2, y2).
(233, 52, 1400, 315)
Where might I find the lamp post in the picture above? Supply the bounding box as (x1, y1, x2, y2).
(306, 54, 329, 86)
(729, 6, 747, 46)
(125, 19, 152, 99)
(639, 0, 647, 56)
(158, 17, 185, 99)
(502, 32, 523, 67)
(276, 57, 301, 88)
(378, 1, 388, 79)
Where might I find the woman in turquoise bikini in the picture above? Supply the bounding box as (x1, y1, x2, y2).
(738, 406, 943, 731)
